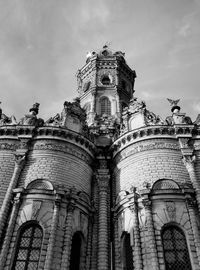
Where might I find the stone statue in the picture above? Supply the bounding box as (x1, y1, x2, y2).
(165, 98, 192, 125)
(45, 113, 61, 126)
(126, 97, 146, 114)
(19, 103, 44, 127)
(0, 102, 17, 125)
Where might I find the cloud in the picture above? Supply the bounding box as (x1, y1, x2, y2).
(178, 22, 191, 37)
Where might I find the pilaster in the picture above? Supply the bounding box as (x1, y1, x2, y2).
(0, 191, 22, 270)
(182, 154, 200, 215)
(0, 152, 26, 242)
(96, 158, 110, 270)
(129, 190, 143, 270)
(44, 194, 61, 270)
(142, 197, 159, 270)
(185, 195, 200, 266)
(60, 201, 75, 270)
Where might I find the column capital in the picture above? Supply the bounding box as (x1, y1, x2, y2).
(142, 198, 152, 210)
(14, 152, 26, 166)
(97, 176, 109, 192)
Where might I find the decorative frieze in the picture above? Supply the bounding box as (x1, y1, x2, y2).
(33, 140, 94, 165)
(113, 140, 179, 163)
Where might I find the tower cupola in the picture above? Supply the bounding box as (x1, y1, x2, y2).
(77, 45, 136, 129)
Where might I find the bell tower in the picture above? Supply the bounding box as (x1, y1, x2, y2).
(77, 45, 136, 127)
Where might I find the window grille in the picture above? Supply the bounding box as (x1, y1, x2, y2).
(69, 232, 82, 270)
(12, 223, 43, 270)
(100, 97, 111, 115)
(162, 226, 192, 270)
(122, 233, 134, 270)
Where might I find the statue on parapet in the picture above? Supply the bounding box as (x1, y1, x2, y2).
(165, 99, 192, 125)
(19, 103, 44, 127)
(0, 102, 17, 126)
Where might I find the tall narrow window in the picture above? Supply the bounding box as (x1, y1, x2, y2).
(12, 222, 43, 270)
(100, 97, 111, 115)
(122, 232, 134, 270)
(69, 232, 82, 270)
(162, 226, 192, 270)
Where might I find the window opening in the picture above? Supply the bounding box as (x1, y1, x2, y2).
(12, 223, 43, 270)
(69, 232, 82, 270)
(162, 226, 192, 270)
(122, 233, 134, 270)
(100, 97, 111, 115)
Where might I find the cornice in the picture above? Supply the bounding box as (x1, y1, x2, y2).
(0, 125, 96, 159)
(111, 125, 196, 160)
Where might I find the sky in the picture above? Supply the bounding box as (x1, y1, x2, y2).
(0, 0, 200, 122)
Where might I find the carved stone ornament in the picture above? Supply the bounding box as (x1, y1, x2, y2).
(31, 200, 42, 219)
(182, 155, 196, 170)
(45, 98, 88, 135)
(121, 96, 164, 133)
(179, 138, 190, 149)
(33, 141, 93, 165)
(97, 176, 109, 191)
(165, 201, 176, 221)
(165, 99, 192, 125)
(0, 102, 17, 126)
(14, 153, 26, 165)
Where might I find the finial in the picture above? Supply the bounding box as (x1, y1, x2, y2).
(167, 98, 181, 113)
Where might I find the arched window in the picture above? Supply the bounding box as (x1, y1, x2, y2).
(70, 232, 82, 270)
(12, 222, 43, 270)
(162, 225, 192, 270)
(122, 232, 134, 270)
(100, 97, 111, 115)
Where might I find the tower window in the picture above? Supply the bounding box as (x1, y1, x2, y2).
(162, 225, 192, 270)
(12, 222, 43, 270)
(69, 232, 82, 270)
(100, 97, 111, 115)
(101, 76, 111, 85)
(122, 232, 134, 270)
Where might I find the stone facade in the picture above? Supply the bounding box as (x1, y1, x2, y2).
(0, 46, 200, 269)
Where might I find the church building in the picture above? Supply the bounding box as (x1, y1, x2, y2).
(0, 45, 200, 270)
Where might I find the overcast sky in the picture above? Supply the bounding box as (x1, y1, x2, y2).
(0, 0, 200, 121)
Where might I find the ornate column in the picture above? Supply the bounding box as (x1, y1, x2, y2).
(44, 194, 60, 270)
(182, 155, 200, 213)
(0, 153, 26, 241)
(0, 191, 22, 270)
(185, 196, 200, 265)
(129, 190, 143, 270)
(142, 198, 159, 270)
(97, 172, 110, 270)
(113, 215, 121, 270)
(60, 201, 75, 270)
(85, 215, 94, 270)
